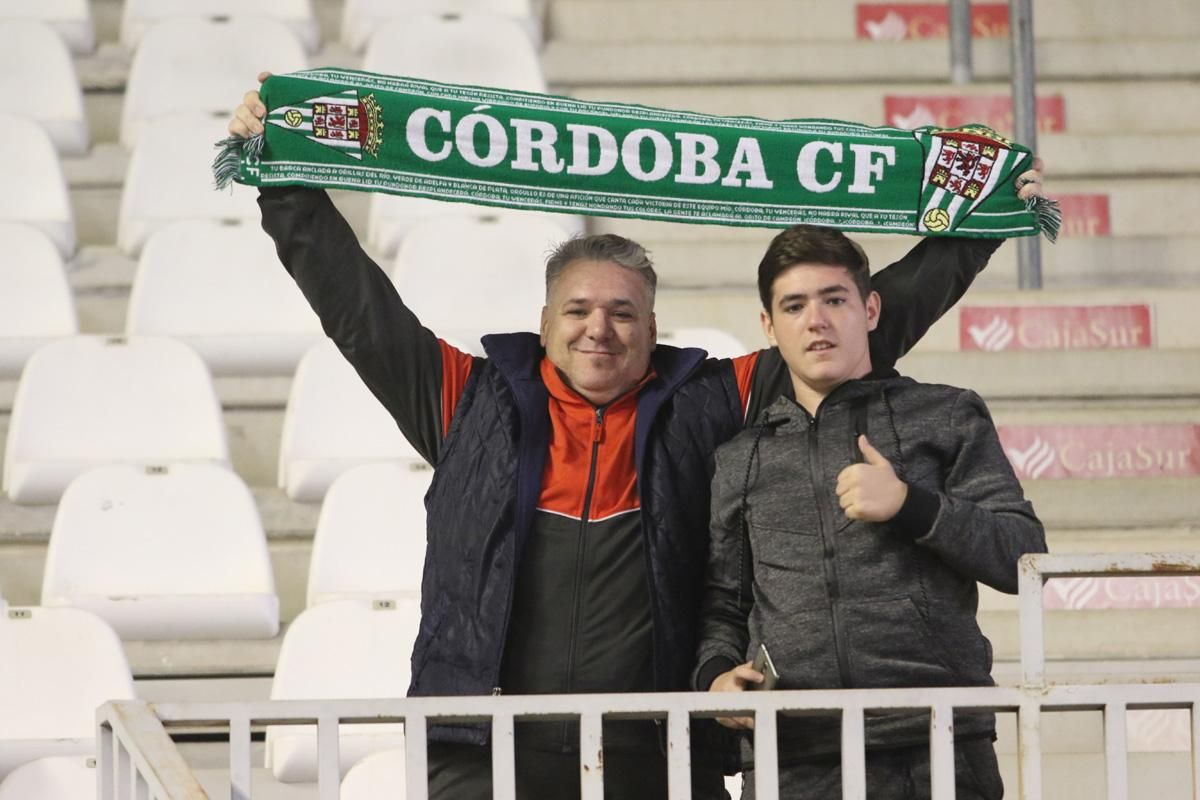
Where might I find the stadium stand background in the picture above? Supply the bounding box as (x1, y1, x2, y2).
(1, 0, 1198, 796)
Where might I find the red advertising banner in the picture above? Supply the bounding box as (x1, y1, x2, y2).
(960, 305, 1152, 351)
(1045, 577, 1200, 610)
(997, 424, 1200, 480)
(857, 3, 1010, 40)
(884, 95, 1066, 135)
(1056, 193, 1111, 237)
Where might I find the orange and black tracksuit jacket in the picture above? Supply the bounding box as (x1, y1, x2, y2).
(259, 186, 1001, 753)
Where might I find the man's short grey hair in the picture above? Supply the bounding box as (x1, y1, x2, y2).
(545, 234, 657, 301)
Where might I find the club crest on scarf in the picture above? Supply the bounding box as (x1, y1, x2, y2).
(914, 125, 1023, 234)
(267, 89, 384, 160)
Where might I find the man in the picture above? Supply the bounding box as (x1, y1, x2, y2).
(696, 225, 1047, 799)
(229, 82, 1046, 799)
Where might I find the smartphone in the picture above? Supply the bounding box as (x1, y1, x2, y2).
(751, 643, 780, 690)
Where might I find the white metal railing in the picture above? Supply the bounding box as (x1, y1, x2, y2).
(96, 553, 1200, 800)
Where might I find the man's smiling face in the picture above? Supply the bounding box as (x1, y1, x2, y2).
(541, 259, 657, 406)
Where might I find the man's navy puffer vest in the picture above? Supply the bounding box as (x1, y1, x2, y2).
(409, 332, 744, 745)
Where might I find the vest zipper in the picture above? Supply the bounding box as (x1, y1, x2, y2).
(561, 405, 605, 749)
(808, 410, 853, 688)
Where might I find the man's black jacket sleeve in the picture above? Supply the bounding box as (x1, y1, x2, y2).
(867, 237, 1002, 370)
(257, 185, 451, 465)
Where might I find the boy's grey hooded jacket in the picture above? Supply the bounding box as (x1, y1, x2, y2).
(694, 373, 1046, 761)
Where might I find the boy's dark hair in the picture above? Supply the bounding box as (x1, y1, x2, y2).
(757, 224, 871, 311)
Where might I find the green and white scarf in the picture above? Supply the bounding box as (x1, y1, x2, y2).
(215, 68, 1059, 240)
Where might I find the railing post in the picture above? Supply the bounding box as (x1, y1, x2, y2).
(229, 714, 252, 800)
(666, 710, 693, 800)
(405, 714, 429, 800)
(929, 703, 956, 800)
(1105, 702, 1130, 800)
(1018, 698, 1043, 800)
(579, 711, 604, 800)
(492, 712, 517, 799)
(949, 0, 973, 84)
(1019, 553, 1047, 687)
(753, 706, 780, 800)
(840, 704, 866, 800)
(1009, 0, 1043, 289)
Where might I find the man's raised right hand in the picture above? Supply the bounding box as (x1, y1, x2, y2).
(227, 71, 272, 138)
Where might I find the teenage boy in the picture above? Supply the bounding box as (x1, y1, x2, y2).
(695, 225, 1047, 799)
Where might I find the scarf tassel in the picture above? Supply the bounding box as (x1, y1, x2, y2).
(1028, 195, 1061, 244)
(212, 133, 264, 190)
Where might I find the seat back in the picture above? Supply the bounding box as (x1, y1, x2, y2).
(307, 462, 432, 607)
(361, 13, 583, 255)
(127, 221, 323, 375)
(338, 748, 406, 800)
(0, 755, 97, 799)
(266, 599, 421, 782)
(0, 115, 74, 256)
(391, 215, 564, 342)
(279, 340, 425, 503)
(118, 114, 261, 256)
(342, 0, 538, 50)
(2, 336, 230, 505)
(42, 463, 278, 640)
(0, 607, 134, 779)
(2, 0, 96, 53)
(0, 223, 77, 379)
(120, 0, 319, 52)
(120, 18, 307, 148)
(0, 21, 89, 154)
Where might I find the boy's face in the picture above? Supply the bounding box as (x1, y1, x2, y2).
(761, 263, 880, 396)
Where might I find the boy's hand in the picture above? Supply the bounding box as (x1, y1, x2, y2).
(836, 435, 908, 522)
(709, 662, 764, 730)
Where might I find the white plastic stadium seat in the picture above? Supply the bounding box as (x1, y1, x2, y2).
(0, 755, 97, 799)
(120, 18, 308, 149)
(0, 607, 135, 780)
(307, 462, 432, 607)
(657, 328, 750, 360)
(2, 336, 230, 505)
(279, 340, 426, 503)
(339, 748, 405, 800)
(42, 464, 279, 640)
(342, 0, 539, 51)
(266, 599, 420, 782)
(0, 115, 75, 257)
(118, 114, 260, 256)
(0, 21, 89, 155)
(363, 14, 583, 255)
(121, 0, 320, 53)
(127, 222, 324, 376)
(391, 216, 561, 343)
(0, 224, 77, 380)
(1, 0, 96, 54)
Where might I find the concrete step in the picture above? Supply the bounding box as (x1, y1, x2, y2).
(543, 39, 1200, 87)
(571, 80, 1200, 136)
(2, 477, 1197, 619)
(896, 348, 1200, 400)
(549, 0, 1200, 43)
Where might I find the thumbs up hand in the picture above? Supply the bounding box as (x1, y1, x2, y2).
(835, 435, 908, 522)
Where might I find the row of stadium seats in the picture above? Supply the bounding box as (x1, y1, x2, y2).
(31, 459, 430, 640)
(0, 212, 595, 381)
(1, 598, 421, 788)
(10, 0, 538, 55)
(4, 12, 542, 156)
(0, 332, 746, 505)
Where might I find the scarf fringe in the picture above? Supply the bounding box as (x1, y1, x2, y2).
(1028, 195, 1061, 243)
(212, 134, 264, 190)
